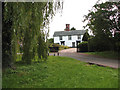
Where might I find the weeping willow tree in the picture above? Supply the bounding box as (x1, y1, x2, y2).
(2, 1, 63, 67)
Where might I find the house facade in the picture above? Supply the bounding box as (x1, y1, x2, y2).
(53, 24, 86, 47)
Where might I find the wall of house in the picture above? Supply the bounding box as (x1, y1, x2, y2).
(54, 35, 83, 47)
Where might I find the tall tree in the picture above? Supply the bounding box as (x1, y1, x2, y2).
(2, 1, 63, 67)
(83, 1, 120, 51)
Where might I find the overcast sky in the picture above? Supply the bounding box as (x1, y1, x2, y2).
(48, 0, 107, 38)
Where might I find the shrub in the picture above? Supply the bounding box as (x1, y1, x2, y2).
(78, 41, 88, 52)
(48, 43, 60, 52)
(48, 43, 69, 52)
(88, 36, 112, 52)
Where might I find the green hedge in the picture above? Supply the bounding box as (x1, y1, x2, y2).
(48, 43, 69, 52)
(78, 41, 88, 52)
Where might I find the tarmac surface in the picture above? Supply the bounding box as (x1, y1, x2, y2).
(50, 48, 119, 69)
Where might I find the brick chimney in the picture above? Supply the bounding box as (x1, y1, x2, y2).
(65, 24, 70, 31)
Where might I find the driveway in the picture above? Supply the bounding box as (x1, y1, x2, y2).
(50, 48, 119, 68)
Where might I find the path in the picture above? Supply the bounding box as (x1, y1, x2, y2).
(50, 48, 119, 68)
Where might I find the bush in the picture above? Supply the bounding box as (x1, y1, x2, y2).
(49, 43, 60, 48)
(59, 45, 69, 50)
(48, 43, 60, 52)
(48, 43, 69, 52)
(88, 36, 112, 52)
(78, 41, 88, 52)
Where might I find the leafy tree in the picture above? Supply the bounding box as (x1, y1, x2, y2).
(84, 2, 119, 36)
(2, 2, 63, 68)
(71, 27, 76, 30)
(83, 2, 120, 51)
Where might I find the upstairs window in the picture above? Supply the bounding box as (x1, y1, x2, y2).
(59, 36, 62, 40)
(78, 35, 81, 39)
(68, 35, 71, 40)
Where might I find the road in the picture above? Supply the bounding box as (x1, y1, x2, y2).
(50, 48, 119, 68)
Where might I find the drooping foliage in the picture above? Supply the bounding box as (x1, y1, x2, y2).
(2, 1, 63, 68)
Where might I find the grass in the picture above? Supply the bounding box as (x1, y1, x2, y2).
(85, 51, 120, 60)
(3, 56, 118, 88)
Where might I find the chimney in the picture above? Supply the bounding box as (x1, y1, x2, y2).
(65, 24, 70, 31)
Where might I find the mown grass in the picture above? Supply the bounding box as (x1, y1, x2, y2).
(3, 56, 118, 88)
(85, 51, 120, 60)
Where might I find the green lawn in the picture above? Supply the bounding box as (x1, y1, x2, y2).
(85, 51, 119, 60)
(3, 56, 118, 88)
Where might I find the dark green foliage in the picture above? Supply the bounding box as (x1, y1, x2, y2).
(71, 27, 76, 30)
(2, 2, 12, 68)
(49, 43, 60, 48)
(37, 35, 43, 60)
(114, 33, 120, 52)
(37, 34, 48, 60)
(49, 43, 60, 52)
(83, 2, 120, 52)
(78, 41, 88, 52)
(48, 38, 54, 44)
(48, 43, 69, 52)
(22, 29, 32, 64)
(88, 36, 112, 52)
(82, 31, 90, 41)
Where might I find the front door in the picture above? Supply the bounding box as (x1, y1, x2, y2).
(61, 41, 65, 45)
(72, 42, 75, 48)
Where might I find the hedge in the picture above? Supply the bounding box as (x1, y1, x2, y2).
(78, 41, 88, 52)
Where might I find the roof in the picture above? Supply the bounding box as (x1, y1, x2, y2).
(53, 30, 86, 37)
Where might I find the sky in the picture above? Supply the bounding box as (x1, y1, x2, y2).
(48, 0, 107, 39)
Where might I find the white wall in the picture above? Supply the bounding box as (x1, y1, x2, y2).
(54, 37, 60, 44)
(54, 35, 83, 47)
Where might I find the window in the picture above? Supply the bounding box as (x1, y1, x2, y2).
(78, 35, 81, 39)
(68, 35, 71, 40)
(59, 36, 62, 40)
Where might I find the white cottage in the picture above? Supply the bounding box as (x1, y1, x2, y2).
(53, 24, 86, 47)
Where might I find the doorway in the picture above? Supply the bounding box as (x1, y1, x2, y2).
(72, 42, 75, 47)
(61, 41, 65, 45)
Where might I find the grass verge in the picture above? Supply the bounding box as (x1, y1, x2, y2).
(85, 51, 120, 60)
(3, 56, 118, 88)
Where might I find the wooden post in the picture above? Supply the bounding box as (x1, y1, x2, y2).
(57, 52, 59, 56)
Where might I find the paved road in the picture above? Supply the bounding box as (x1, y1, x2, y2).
(50, 48, 119, 68)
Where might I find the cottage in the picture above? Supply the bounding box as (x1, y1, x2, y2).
(53, 24, 86, 47)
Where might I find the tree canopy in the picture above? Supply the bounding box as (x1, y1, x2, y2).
(71, 27, 76, 30)
(83, 1, 120, 51)
(2, 1, 63, 68)
(84, 2, 120, 37)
